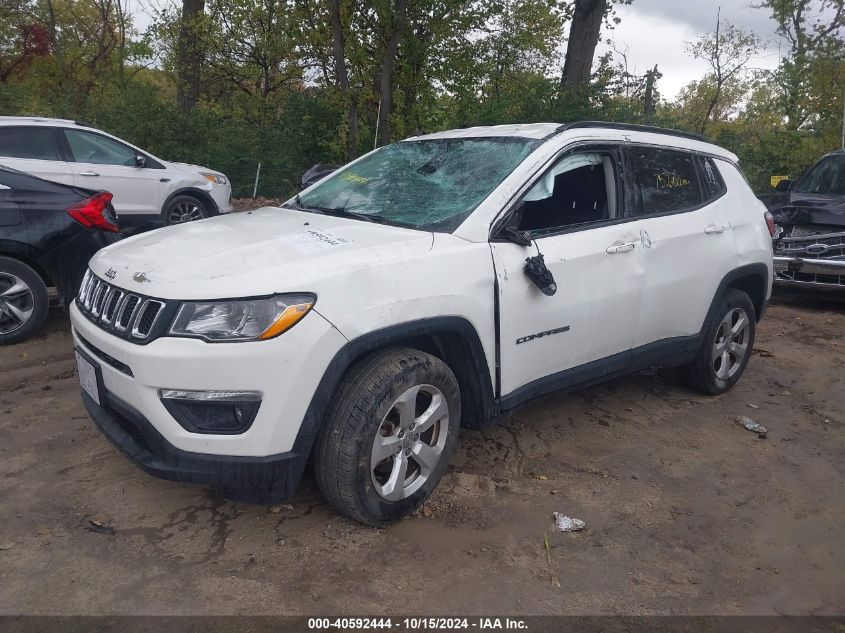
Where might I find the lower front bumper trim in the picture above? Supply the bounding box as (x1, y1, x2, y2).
(81, 390, 308, 502)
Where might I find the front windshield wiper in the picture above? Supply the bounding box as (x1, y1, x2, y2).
(285, 196, 385, 223)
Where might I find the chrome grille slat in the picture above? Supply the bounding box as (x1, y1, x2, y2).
(102, 289, 124, 323)
(91, 283, 109, 317)
(131, 300, 165, 339)
(116, 295, 141, 331)
(776, 228, 845, 260)
(75, 269, 167, 342)
(78, 270, 92, 302)
(84, 278, 99, 309)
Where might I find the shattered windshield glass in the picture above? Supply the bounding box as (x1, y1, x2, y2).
(291, 137, 542, 231)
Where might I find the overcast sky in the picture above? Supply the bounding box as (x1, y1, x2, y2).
(128, 0, 787, 101)
(597, 0, 784, 99)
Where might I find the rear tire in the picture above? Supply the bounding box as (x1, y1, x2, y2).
(0, 257, 49, 345)
(678, 288, 756, 395)
(314, 348, 461, 526)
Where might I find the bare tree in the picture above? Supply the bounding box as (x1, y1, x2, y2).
(642, 64, 660, 114)
(687, 11, 760, 134)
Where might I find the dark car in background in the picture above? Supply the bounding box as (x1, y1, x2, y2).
(769, 149, 845, 291)
(300, 164, 338, 190)
(0, 164, 120, 344)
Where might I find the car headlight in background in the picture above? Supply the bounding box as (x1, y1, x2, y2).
(201, 172, 228, 185)
(169, 294, 316, 341)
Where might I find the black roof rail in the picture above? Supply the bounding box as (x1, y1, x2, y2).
(555, 121, 708, 143)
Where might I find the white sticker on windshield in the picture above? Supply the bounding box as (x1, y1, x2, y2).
(282, 228, 353, 252)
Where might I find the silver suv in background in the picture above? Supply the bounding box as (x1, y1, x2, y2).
(0, 116, 232, 226)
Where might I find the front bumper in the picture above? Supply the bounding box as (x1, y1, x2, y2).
(773, 256, 845, 290)
(70, 300, 347, 457)
(211, 184, 233, 214)
(82, 386, 304, 500)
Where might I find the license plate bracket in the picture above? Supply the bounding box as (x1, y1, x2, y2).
(75, 349, 102, 406)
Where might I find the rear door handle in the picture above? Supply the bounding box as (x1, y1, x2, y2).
(606, 242, 636, 254)
(704, 224, 725, 234)
(79, 171, 100, 177)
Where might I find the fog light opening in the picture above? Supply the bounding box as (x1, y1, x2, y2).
(159, 389, 262, 435)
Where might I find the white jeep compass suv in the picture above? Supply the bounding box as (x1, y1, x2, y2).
(0, 116, 232, 226)
(70, 122, 774, 525)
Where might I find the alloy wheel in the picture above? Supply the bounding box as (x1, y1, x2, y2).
(0, 272, 34, 334)
(370, 384, 450, 501)
(712, 307, 750, 380)
(168, 200, 205, 223)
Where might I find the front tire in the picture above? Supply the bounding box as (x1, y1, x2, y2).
(164, 195, 209, 225)
(0, 257, 49, 345)
(314, 348, 461, 526)
(679, 288, 756, 395)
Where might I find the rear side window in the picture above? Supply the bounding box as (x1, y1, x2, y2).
(0, 127, 60, 161)
(625, 147, 703, 217)
(698, 156, 727, 201)
(64, 129, 137, 166)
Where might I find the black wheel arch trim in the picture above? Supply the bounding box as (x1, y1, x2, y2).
(296, 317, 496, 458)
(161, 188, 219, 220)
(707, 262, 770, 325)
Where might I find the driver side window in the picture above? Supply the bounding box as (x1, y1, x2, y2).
(516, 151, 618, 232)
(64, 129, 137, 166)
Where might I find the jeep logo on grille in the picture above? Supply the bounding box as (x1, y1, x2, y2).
(805, 243, 830, 255)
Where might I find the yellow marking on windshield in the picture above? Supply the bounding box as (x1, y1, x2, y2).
(341, 172, 370, 184)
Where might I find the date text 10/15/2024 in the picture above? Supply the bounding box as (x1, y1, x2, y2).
(307, 618, 528, 630)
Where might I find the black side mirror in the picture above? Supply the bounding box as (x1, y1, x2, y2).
(774, 179, 793, 192)
(301, 164, 339, 190)
(135, 155, 147, 168)
(524, 253, 557, 296)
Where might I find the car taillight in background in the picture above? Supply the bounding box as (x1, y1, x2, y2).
(67, 192, 119, 232)
(764, 210, 777, 238)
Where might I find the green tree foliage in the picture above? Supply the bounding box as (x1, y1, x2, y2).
(685, 20, 760, 134)
(0, 0, 842, 198)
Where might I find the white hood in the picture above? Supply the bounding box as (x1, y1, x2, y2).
(90, 207, 434, 300)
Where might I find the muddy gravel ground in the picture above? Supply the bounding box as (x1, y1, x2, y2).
(0, 292, 843, 616)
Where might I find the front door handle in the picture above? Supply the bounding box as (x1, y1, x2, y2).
(79, 171, 100, 177)
(704, 224, 725, 235)
(606, 241, 636, 254)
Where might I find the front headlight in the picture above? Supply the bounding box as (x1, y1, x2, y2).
(201, 172, 228, 185)
(169, 294, 315, 342)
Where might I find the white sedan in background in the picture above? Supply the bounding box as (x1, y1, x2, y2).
(0, 116, 232, 226)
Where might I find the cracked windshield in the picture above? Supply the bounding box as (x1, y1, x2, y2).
(293, 137, 542, 231)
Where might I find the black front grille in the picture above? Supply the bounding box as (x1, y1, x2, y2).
(76, 269, 171, 344)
